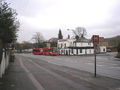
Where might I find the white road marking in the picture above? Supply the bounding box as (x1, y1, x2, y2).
(19, 58, 45, 90)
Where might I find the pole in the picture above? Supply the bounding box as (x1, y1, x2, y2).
(94, 44, 97, 77)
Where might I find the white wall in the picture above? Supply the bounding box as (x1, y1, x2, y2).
(60, 48, 94, 55)
(58, 39, 95, 55)
(58, 39, 76, 48)
(0, 52, 9, 78)
(100, 46, 106, 53)
(76, 42, 93, 47)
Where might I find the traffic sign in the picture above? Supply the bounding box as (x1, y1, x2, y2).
(92, 35, 99, 45)
(92, 35, 99, 77)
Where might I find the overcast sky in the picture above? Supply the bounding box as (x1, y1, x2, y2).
(7, 0, 120, 42)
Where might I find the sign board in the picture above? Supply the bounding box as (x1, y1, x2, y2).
(92, 35, 99, 77)
(92, 35, 99, 45)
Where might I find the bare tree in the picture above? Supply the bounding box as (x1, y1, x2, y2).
(74, 27, 87, 38)
(32, 32, 45, 47)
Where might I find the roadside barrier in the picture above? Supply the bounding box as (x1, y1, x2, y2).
(0, 52, 9, 78)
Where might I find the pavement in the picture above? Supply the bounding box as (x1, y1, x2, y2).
(0, 52, 120, 90)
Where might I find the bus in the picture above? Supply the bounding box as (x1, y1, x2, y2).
(32, 48, 43, 55)
(43, 47, 60, 56)
(33, 47, 60, 56)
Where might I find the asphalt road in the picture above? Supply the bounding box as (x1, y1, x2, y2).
(0, 53, 120, 90)
(21, 52, 120, 80)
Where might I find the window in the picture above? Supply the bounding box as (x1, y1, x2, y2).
(40, 49, 43, 52)
(103, 48, 105, 52)
(72, 49, 73, 53)
(61, 50, 63, 53)
(64, 50, 65, 54)
(79, 49, 82, 53)
(76, 49, 78, 54)
(53, 48, 59, 52)
(33, 49, 40, 52)
(65, 43, 66, 48)
(61, 44, 62, 48)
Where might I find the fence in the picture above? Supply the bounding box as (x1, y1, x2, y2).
(0, 52, 9, 78)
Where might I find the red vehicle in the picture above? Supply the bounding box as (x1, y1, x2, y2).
(43, 47, 60, 56)
(32, 48, 43, 55)
(33, 47, 60, 56)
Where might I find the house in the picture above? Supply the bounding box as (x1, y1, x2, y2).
(98, 37, 108, 53)
(57, 37, 107, 55)
(57, 37, 94, 55)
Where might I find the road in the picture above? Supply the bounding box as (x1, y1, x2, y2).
(0, 52, 120, 90)
(21, 52, 120, 80)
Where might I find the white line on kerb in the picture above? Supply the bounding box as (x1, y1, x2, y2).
(19, 58, 45, 90)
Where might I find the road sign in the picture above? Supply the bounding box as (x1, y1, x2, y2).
(92, 35, 99, 77)
(92, 35, 99, 45)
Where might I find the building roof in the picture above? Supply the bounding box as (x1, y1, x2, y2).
(74, 37, 90, 43)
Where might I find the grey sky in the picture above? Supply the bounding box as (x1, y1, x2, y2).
(6, 0, 120, 42)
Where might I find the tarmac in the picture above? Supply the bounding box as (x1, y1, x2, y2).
(0, 54, 120, 90)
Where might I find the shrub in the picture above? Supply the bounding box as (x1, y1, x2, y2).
(117, 42, 120, 52)
(116, 52, 120, 58)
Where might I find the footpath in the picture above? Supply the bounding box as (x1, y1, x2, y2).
(0, 57, 36, 90)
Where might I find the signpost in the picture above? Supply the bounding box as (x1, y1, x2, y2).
(92, 35, 99, 77)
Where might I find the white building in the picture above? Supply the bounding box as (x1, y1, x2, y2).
(58, 38, 94, 55)
(57, 37, 107, 55)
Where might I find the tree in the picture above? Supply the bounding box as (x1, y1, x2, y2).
(67, 27, 87, 39)
(14, 41, 34, 53)
(48, 37, 58, 47)
(116, 42, 120, 58)
(21, 41, 33, 49)
(0, 2, 19, 43)
(50, 42, 57, 47)
(117, 42, 120, 53)
(32, 32, 45, 48)
(75, 27, 87, 38)
(58, 29, 63, 39)
(14, 42, 23, 53)
(0, 1, 19, 63)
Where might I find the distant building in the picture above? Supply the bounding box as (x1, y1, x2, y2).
(98, 37, 108, 53)
(48, 37, 58, 42)
(45, 37, 58, 48)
